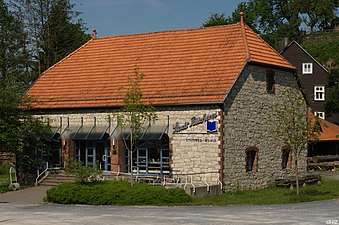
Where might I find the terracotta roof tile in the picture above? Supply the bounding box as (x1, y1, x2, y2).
(26, 22, 295, 109)
(308, 112, 339, 141)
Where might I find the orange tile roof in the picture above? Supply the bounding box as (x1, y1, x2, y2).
(26, 21, 295, 109)
(308, 112, 339, 141)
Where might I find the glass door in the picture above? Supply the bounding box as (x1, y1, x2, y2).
(86, 142, 95, 166)
(137, 148, 148, 174)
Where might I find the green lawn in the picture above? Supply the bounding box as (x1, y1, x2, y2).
(46, 178, 339, 206)
(0, 165, 10, 193)
(190, 178, 339, 206)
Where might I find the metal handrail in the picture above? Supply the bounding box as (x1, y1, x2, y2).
(190, 175, 196, 194)
(204, 174, 210, 192)
(35, 162, 49, 186)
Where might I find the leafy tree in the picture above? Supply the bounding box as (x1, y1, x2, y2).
(39, 0, 91, 72)
(116, 67, 157, 185)
(0, 0, 30, 91)
(0, 88, 51, 183)
(9, 0, 90, 87)
(204, 0, 339, 48)
(296, 0, 337, 32)
(325, 67, 339, 117)
(202, 13, 228, 27)
(272, 87, 319, 196)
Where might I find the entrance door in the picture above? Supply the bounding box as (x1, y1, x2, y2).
(86, 142, 95, 165)
(96, 141, 110, 171)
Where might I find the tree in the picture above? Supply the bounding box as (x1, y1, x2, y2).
(0, 88, 51, 183)
(272, 87, 319, 196)
(9, 0, 90, 88)
(296, 0, 337, 32)
(39, 0, 91, 72)
(202, 13, 229, 27)
(0, 0, 29, 91)
(325, 67, 339, 117)
(116, 67, 157, 185)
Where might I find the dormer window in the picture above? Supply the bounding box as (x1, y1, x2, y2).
(302, 63, 313, 74)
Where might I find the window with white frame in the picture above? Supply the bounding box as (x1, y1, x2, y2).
(302, 63, 313, 74)
(314, 111, 325, 120)
(314, 86, 325, 101)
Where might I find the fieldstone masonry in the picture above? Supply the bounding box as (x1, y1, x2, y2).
(223, 64, 307, 191)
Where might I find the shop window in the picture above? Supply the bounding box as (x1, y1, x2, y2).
(314, 86, 325, 101)
(245, 146, 258, 172)
(302, 63, 312, 74)
(281, 147, 291, 169)
(266, 70, 275, 94)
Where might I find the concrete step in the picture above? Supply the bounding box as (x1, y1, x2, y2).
(38, 173, 76, 186)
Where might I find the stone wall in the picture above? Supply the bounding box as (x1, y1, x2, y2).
(223, 64, 307, 191)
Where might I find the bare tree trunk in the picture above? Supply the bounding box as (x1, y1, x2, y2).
(295, 158, 299, 196)
(130, 131, 133, 185)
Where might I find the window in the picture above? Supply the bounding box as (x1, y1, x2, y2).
(245, 146, 258, 172)
(314, 111, 325, 120)
(281, 147, 291, 169)
(314, 86, 325, 101)
(266, 70, 275, 94)
(302, 63, 313, 74)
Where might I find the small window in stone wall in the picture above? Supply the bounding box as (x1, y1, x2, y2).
(281, 146, 292, 169)
(245, 146, 259, 172)
(266, 70, 275, 94)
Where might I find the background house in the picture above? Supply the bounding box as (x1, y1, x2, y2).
(281, 40, 339, 125)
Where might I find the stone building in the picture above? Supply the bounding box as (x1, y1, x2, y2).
(26, 16, 306, 190)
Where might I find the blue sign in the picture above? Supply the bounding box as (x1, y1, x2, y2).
(207, 121, 217, 133)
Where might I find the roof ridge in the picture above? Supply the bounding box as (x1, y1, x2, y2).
(239, 12, 250, 61)
(94, 23, 240, 40)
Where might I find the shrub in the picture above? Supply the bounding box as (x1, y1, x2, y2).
(46, 180, 191, 205)
(64, 159, 101, 183)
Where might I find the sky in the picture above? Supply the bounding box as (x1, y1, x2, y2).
(73, 0, 246, 38)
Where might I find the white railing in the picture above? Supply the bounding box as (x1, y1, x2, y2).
(35, 162, 49, 186)
(103, 169, 223, 192)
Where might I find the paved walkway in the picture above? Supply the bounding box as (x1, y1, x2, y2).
(0, 185, 52, 204)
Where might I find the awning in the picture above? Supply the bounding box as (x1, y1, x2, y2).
(140, 124, 168, 141)
(49, 125, 61, 139)
(120, 124, 168, 141)
(61, 125, 82, 139)
(72, 125, 109, 140)
(87, 125, 109, 140)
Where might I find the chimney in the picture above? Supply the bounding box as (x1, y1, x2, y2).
(278, 37, 289, 51)
(92, 29, 97, 39)
(240, 11, 244, 24)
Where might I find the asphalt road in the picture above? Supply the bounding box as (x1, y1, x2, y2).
(0, 199, 338, 225)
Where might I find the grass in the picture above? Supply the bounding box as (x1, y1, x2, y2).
(190, 178, 339, 206)
(46, 178, 339, 206)
(0, 165, 11, 193)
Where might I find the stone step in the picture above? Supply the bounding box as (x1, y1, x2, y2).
(38, 173, 76, 186)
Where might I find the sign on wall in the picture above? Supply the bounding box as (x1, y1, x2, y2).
(173, 113, 218, 133)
